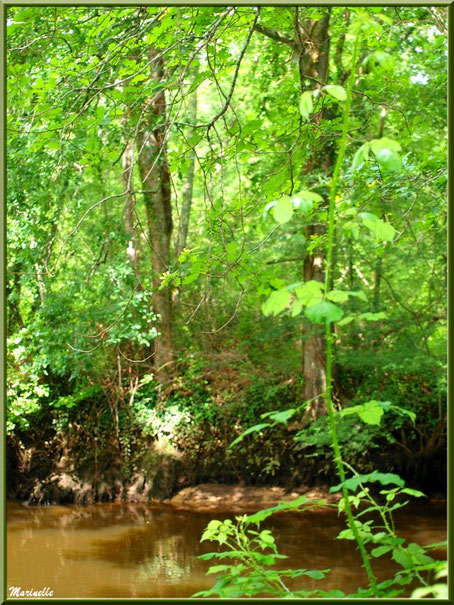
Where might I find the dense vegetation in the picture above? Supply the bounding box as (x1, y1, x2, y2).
(7, 4, 446, 516)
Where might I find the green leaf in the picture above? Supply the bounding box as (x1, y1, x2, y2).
(294, 189, 324, 203)
(273, 197, 293, 224)
(370, 217, 396, 242)
(198, 552, 219, 560)
(337, 315, 355, 326)
(374, 148, 403, 172)
(339, 400, 384, 425)
(358, 400, 384, 425)
(252, 553, 277, 566)
(294, 280, 324, 306)
(323, 84, 347, 101)
(401, 488, 425, 498)
(291, 197, 313, 213)
(159, 270, 180, 290)
(330, 471, 405, 493)
(367, 138, 402, 172)
(206, 564, 234, 575)
(342, 220, 360, 239)
(299, 91, 313, 121)
(358, 211, 379, 222)
(351, 142, 370, 171)
(246, 495, 308, 525)
(290, 298, 304, 317)
(265, 408, 297, 426)
(229, 423, 270, 448)
(47, 140, 60, 150)
(358, 213, 395, 242)
(371, 545, 393, 558)
(262, 288, 291, 316)
(358, 311, 387, 321)
(259, 530, 275, 545)
(206, 519, 222, 530)
(348, 290, 368, 302)
(304, 569, 326, 580)
(326, 289, 349, 303)
(305, 301, 344, 324)
(380, 402, 416, 424)
(369, 137, 401, 153)
(392, 548, 413, 569)
(374, 51, 394, 71)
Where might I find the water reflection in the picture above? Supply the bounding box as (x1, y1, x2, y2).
(7, 501, 446, 598)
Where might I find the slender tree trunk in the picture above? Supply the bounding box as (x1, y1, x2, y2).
(136, 47, 173, 384)
(302, 242, 327, 418)
(176, 84, 198, 259)
(296, 9, 331, 420)
(122, 139, 140, 277)
(7, 262, 24, 330)
(253, 9, 334, 420)
(372, 255, 383, 312)
(295, 10, 331, 89)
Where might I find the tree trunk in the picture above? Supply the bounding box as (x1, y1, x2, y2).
(372, 255, 383, 312)
(295, 10, 331, 89)
(302, 237, 327, 419)
(296, 9, 331, 420)
(253, 8, 334, 420)
(176, 83, 198, 259)
(136, 47, 173, 384)
(122, 139, 140, 277)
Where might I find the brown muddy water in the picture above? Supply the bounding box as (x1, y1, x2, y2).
(7, 500, 446, 599)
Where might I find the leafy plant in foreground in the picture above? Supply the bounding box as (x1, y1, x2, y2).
(194, 497, 342, 599)
(196, 10, 447, 599)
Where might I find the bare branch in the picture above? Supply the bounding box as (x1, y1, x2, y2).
(207, 8, 260, 131)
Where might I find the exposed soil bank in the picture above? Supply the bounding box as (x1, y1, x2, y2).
(7, 429, 446, 507)
(166, 483, 341, 513)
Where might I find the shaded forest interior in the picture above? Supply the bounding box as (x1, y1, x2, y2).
(6, 5, 447, 505)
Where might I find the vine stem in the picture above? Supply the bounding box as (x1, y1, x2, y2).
(323, 26, 379, 596)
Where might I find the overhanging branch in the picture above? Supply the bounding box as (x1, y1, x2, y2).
(253, 23, 298, 50)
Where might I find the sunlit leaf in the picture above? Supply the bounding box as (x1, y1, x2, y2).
(273, 197, 293, 224)
(323, 84, 347, 101)
(229, 423, 270, 449)
(299, 90, 313, 121)
(351, 142, 370, 171)
(359, 212, 395, 242)
(246, 495, 308, 525)
(305, 301, 344, 324)
(339, 400, 384, 425)
(262, 288, 291, 316)
(374, 148, 403, 172)
(330, 471, 405, 493)
(326, 289, 349, 303)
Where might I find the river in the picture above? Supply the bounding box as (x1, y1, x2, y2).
(6, 500, 446, 598)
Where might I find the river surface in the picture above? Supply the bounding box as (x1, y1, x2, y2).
(7, 500, 446, 598)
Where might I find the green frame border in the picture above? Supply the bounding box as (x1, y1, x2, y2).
(0, 2, 451, 603)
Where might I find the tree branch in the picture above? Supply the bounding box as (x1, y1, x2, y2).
(253, 23, 298, 50)
(207, 9, 260, 131)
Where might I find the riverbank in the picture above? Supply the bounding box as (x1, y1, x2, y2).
(165, 482, 341, 513)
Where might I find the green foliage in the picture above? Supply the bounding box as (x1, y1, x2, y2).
(195, 512, 332, 598)
(323, 84, 346, 101)
(299, 91, 313, 121)
(197, 481, 445, 598)
(6, 4, 446, 598)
